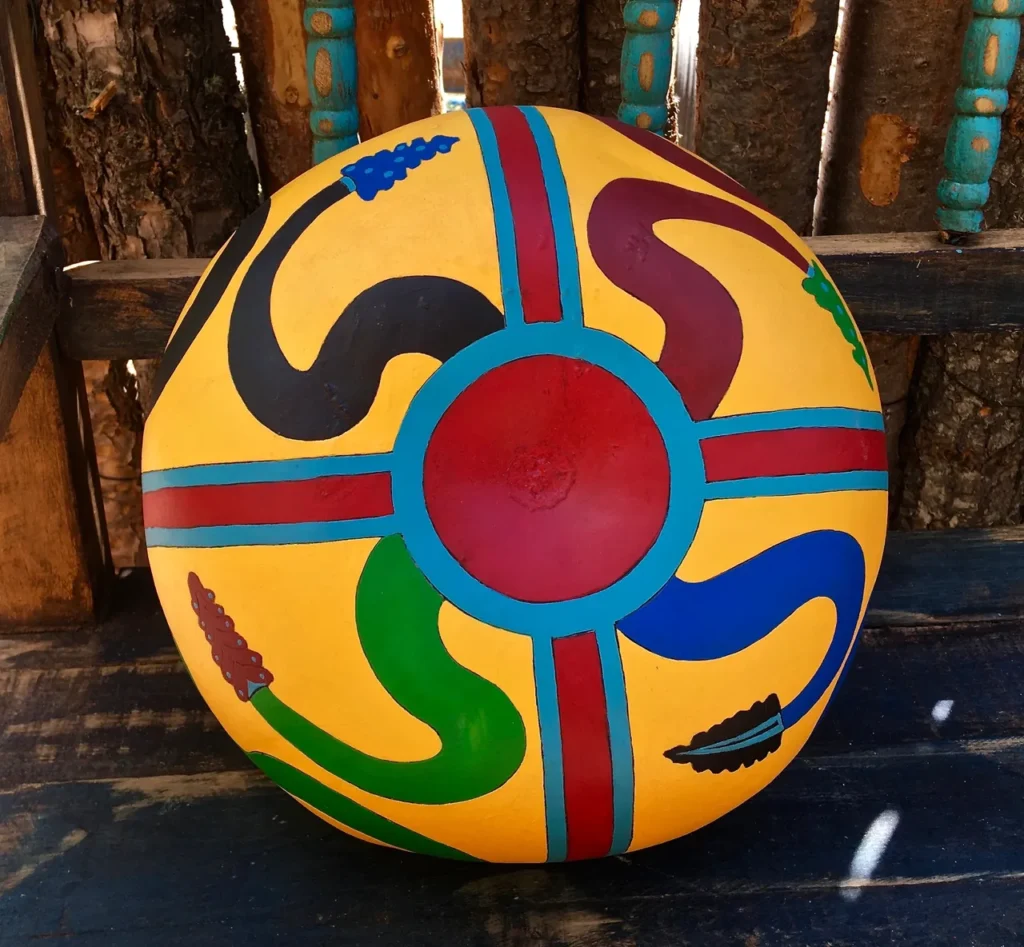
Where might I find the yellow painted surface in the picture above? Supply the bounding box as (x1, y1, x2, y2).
(627, 490, 887, 850)
(145, 109, 887, 863)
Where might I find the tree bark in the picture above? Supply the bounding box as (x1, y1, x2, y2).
(232, 0, 313, 195)
(898, 56, 1024, 529)
(582, 0, 625, 117)
(463, 0, 581, 107)
(34, 0, 259, 567)
(355, 0, 443, 139)
(694, 0, 841, 236)
(37, 0, 258, 261)
(816, 0, 969, 520)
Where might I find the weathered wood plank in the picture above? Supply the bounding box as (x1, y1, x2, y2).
(0, 216, 62, 437)
(0, 0, 109, 624)
(1, 573, 1023, 941)
(1, 611, 1022, 942)
(56, 230, 1024, 360)
(871, 527, 1024, 626)
(1, 571, 1023, 790)
(2, 751, 1023, 945)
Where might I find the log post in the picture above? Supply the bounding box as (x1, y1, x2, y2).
(817, 0, 971, 518)
(463, 0, 581, 108)
(582, 0, 626, 118)
(33, 0, 259, 567)
(232, 0, 314, 194)
(354, 0, 442, 140)
(694, 0, 841, 235)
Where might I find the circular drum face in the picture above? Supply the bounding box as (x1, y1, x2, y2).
(143, 107, 887, 863)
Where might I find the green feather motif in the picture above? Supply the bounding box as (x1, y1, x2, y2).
(802, 261, 873, 390)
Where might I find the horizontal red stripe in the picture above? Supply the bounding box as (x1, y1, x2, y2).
(702, 427, 887, 482)
(143, 473, 393, 529)
(487, 106, 562, 324)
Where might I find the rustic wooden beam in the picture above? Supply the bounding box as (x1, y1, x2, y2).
(0, 216, 62, 436)
(58, 229, 1024, 360)
(869, 525, 1024, 626)
(0, 0, 109, 625)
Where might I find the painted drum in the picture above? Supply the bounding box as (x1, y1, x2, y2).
(142, 107, 888, 863)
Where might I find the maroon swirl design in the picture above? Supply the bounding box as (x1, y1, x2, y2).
(587, 175, 810, 421)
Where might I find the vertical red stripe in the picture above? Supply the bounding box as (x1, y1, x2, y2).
(553, 631, 614, 861)
(486, 107, 562, 323)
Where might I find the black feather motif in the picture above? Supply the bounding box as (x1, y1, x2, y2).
(665, 693, 784, 774)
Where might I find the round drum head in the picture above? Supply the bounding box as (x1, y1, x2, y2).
(143, 107, 887, 863)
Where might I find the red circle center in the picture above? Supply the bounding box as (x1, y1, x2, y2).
(422, 355, 671, 603)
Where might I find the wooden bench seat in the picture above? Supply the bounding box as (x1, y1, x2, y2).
(2, 567, 1023, 946)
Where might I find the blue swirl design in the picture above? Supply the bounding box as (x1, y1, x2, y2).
(618, 531, 867, 768)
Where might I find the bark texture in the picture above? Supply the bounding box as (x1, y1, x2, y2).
(694, 0, 842, 235)
(463, 0, 581, 107)
(34, 0, 259, 566)
(355, 0, 443, 140)
(582, 0, 625, 117)
(232, 0, 313, 194)
(37, 0, 258, 261)
(817, 0, 969, 519)
(898, 56, 1024, 529)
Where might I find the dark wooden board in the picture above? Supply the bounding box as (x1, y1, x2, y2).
(871, 526, 1024, 626)
(58, 230, 1024, 360)
(3, 749, 1023, 946)
(0, 215, 63, 437)
(2, 573, 1023, 791)
(2, 576, 1024, 944)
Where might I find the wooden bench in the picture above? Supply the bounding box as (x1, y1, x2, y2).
(3, 572, 1024, 943)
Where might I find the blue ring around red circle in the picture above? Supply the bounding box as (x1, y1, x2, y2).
(391, 322, 705, 638)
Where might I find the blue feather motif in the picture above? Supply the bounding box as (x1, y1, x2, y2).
(342, 136, 459, 201)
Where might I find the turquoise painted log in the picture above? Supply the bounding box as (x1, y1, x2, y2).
(304, 0, 360, 164)
(618, 0, 679, 136)
(937, 0, 1023, 234)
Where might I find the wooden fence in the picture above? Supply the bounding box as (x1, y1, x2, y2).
(2, 0, 1024, 624)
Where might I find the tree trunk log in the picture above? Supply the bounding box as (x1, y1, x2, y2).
(31, 13, 144, 568)
(232, 0, 313, 194)
(694, 0, 841, 235)
(898, 56, 1024, 529)
(463, 0, 581, 107)
(36, 0, 258, 261)
(355, 0, 442, 140)
(816, 0, 969, 520)
(34, 0, 259, 567)
(581, 0, 625, 117)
